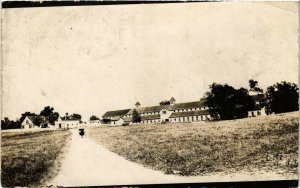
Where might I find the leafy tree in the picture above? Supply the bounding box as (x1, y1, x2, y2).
(266, 81, 299, 114)
(159, 100, 171, 105)
(90, 115, 100, 121)
(31, 116, 44, 126)
(71, 113, 82, 121)
(249, 79, 263, 93)
(205, 83, 255, 120)
(40, 106, 59, 125)
(132, 109, 141, 123)
(233, 88, 256, 118)
(40, 106, 54, 117)
(48, 112, 59, 125)
(1, 117, 21, 130)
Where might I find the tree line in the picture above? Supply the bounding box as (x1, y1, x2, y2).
(2, 80, 298, 128)
(1, 106, 82, 130)
(132, 80, 298, 122)
(205, 80, 298, 120)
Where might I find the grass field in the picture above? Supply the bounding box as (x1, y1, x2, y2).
(88, 112, 298, 177)
(1, 129, 71, 187)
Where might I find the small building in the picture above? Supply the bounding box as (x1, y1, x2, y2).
(248, 94, 267, 117)
(55, 116, 81, 129)
(21, 115, 47, 129)
(102, 109, 131, 126)
(110, 116, 124, 126)
(89, 119, 101, 127)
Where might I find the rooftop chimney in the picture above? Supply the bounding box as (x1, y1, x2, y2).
(135, 101, 141, 109)
(170, 97, 176, 105)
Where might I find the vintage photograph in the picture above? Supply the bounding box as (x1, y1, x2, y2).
(1, 2, 299, 187)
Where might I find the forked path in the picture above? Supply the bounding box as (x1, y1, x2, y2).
(50, 129, 296, 187)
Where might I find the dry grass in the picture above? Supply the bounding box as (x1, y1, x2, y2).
(1, 129, 71, 187)
(88, 112, 299, 176)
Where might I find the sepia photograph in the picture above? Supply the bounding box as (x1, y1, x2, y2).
(1, 1, 299, 187)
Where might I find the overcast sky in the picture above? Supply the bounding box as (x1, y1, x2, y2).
(2, 2, 299, 120)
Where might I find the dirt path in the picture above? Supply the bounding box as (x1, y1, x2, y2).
(49, 129, 297, 187)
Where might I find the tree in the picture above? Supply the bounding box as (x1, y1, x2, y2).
(40, 106, 54, 117)
(72, 113, 82, 121)
(31, 116, 44, 126)
(266, 81, 299, 114)
(40, 106, 59, 125)
(233, 87, 256, 118)
(249, 79, 263, 94)
(159, 100, 170, 105)
(132, 109, 141, 123)
(205, 83, 255, 120)
(90, 115, 100, 121)
(1, 117, 21, 130)
(48, 112, 59, 125)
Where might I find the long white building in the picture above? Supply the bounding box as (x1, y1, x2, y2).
(102, 95, 267, 126)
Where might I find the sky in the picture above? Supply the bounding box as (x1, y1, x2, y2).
(2, 2, 299, 121)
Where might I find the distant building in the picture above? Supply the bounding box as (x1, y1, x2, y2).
(55, 114, 81, 129)
(21, 115, 48, 129)
(102, 95, 267, 126)
(102, 109, 131, 126)
(102, 97, 211, 126)
(248, 94, 267, 117)
(89, 119, 101, 127)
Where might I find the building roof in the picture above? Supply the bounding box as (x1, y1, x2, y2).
(26, 115, 45, 122)
(141, 114, 160, 121)
(123, 116, 132, 123)
(169, 110, 210, 118)
(110, 116, 122, 121)
(22, 115, 46, 125)
(170, 100, 207, 110)
(123, 114, 160, 122)
(127, 105, 165, 115)
(103, 99, 208, 118)
(102, 109, 131, 118)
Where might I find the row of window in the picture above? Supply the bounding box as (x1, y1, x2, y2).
(173, 107, 208, 112)
(115, 107, 209, 118)
(171, 115, 211, 122)
(141, 119, 160, 124)
(137, 115, 211, 124)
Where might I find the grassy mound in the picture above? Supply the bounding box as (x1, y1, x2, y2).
(1, 130, 71, 187)
(88, 112, 298, 176)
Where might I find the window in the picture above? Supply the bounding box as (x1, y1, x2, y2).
(162, 111, 166, 114)
(257, 111, 261, 116)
